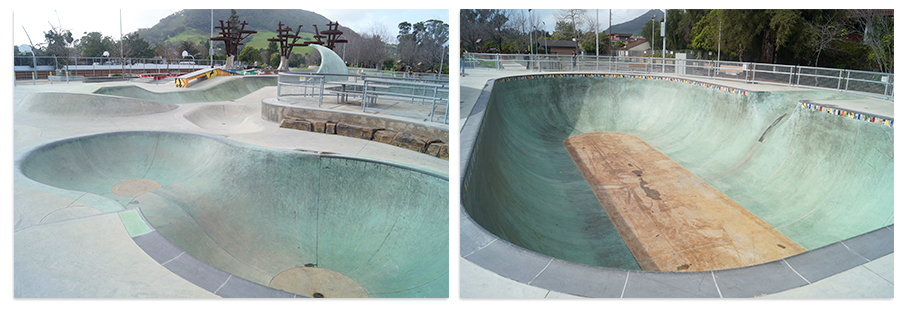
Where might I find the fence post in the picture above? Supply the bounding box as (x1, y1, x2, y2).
(836, 69, 844, 92)
(751, 64, 756, 83)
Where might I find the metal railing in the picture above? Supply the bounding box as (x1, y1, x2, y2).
(277, 72, 449, 123)
(13, 55, 224, 81)
(467, 53, 894, 101)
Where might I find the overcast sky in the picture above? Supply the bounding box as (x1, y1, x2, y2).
(530, 9, 650, 33)
(11, 6, 448, 48)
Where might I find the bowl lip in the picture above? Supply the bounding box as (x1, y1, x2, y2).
(15, 129, 448, 183)
(458, 73, 894, 298)
(128, 211, 305, 298)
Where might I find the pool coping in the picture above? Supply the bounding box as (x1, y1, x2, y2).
(458, 73, 895, 298)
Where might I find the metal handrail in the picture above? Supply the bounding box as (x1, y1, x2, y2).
(276, 71, 449, 123)
(468, 53, 894, 101)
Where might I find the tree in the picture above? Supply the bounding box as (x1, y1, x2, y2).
(43, 26, 73, 59)
(75, 31, 115, 57)
(179, 41, 201, 59)
(580, 31, 612, 55)
(641, 18, 663, 56)
(552, 21, 578, 40)
(269, 53, 281, 68)
(397, 19, 449, 72)
(122, 33, 154, 58)
(238, 46, 262, 66)
(802, 10, 847, 67)
(854, 9, 894, 73)
(460, 9, 510, 52)
(345, 23, 391, 69)
(553, 9, 587, 42)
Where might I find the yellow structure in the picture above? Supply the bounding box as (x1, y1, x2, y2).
(175, 68, 237, 88)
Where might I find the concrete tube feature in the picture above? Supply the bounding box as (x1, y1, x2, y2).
(460, 74, 892, 296)
(18, 131, 449, 298)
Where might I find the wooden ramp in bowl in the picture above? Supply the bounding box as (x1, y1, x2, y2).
(564, 132, 805, 272)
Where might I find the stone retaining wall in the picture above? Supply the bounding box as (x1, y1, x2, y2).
(280, 116, 449, 160)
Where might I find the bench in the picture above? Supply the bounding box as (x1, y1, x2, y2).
(720, 65, 744, 76)
(325, 81, 377, 104)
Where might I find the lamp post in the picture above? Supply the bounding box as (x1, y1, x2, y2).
(542, 21, 547, 54)
(662, 9, 666, 60)
(717, 15, 721, 63)
(651, 14, 656, 58)
(528, 9, 533, 55)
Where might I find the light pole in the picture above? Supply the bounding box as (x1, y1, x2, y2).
(210, 9, 214, 67)
(662, 9, 666, 60)
(651, 14, 656, 58)
(528, 9, 533, 55)
(542, 21, 547, 54)
(528, 9, 534, 70)
(717, 14, 721, 62)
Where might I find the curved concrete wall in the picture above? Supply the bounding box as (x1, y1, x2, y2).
(92, 75, 277, 104)
(19, 131, 449, 298)
(462, 75, 893, 269)
(311, 44, 348, 78)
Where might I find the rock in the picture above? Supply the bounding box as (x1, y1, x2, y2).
(425, 142, 449, 160)
(373, 130, 399, 144)
(280, 116, 312, 131)
(306, 118, 328, 133)
(335, 122, 381, 140)
(391, 132, 439, 153)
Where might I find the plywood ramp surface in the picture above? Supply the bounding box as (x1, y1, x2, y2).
(564, 132, 805, 272)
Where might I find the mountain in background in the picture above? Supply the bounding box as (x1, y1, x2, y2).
(135, 9, 345, 46)
(605, 9, 664, 36)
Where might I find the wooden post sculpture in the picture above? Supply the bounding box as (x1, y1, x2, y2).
(210, 19, 257, 70)
(304, 21, 347, 50)
(267, 22, 310, 72)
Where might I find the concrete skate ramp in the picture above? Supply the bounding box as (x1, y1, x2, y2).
(183, 104, 263, 132)
(17, 92, 177, 117)
(19, 131, 449, 298)
(92, 75, 276, 104)
(462, 75, 893, 270)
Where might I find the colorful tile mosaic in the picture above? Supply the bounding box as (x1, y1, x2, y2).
(494, 73, 754, 96)
(494, 73, 893, 127)
(800, 101, 893, 127)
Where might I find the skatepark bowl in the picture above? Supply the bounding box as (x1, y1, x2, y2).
(14, 74, 449, 298)
(16, 131, 449, 298)
(460, 73, 893, 297)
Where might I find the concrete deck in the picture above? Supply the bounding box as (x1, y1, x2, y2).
(459, 68, 894, 298)
(12, 75, 448, 298)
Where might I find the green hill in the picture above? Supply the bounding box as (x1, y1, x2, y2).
(135, 9, 343, 49)
(605, 9, 664, 35)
